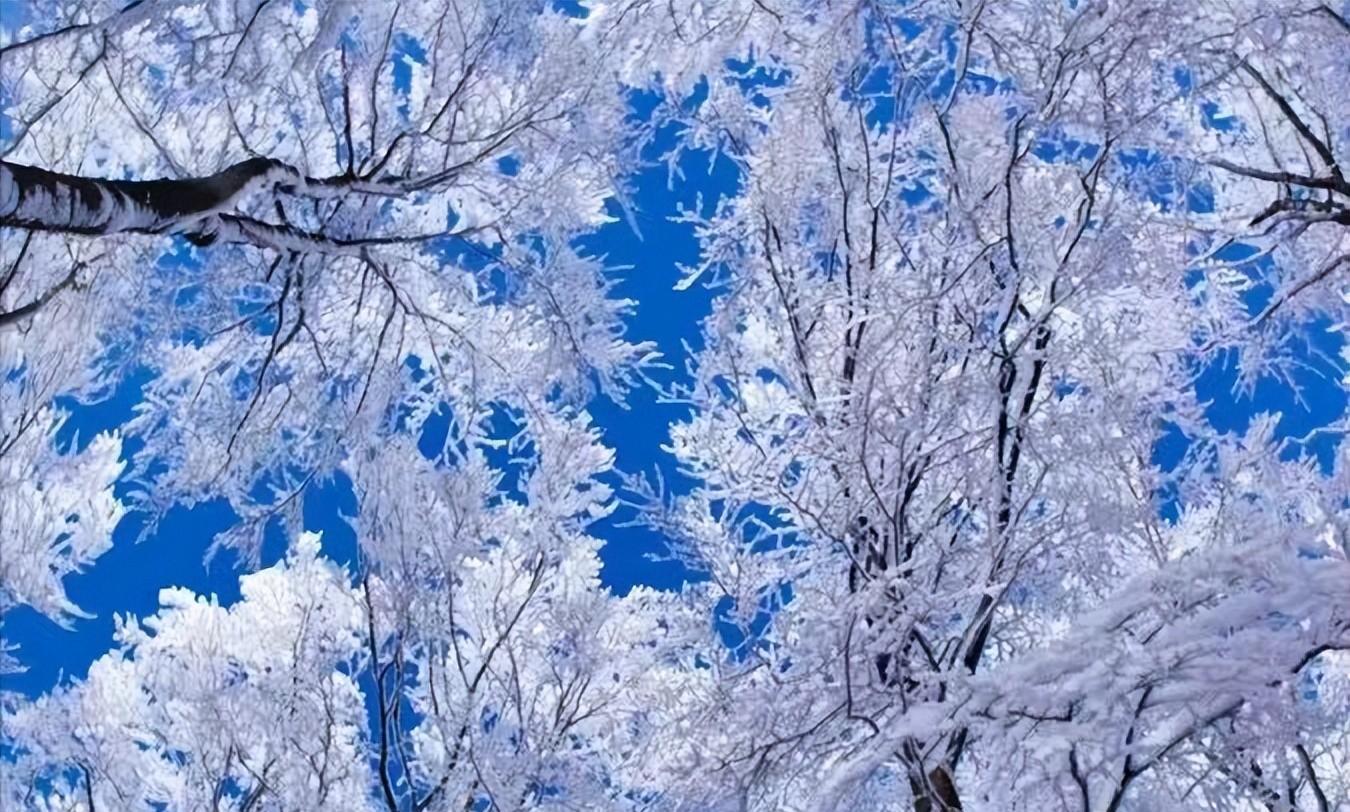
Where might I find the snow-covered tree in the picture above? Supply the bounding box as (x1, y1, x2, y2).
(3, 420, 709, 809)
(0, 1, 765, 808)
(2, 1, 1346, 811)
(628, 1, 1350, 809)
(4, 532, 372, 809)
(1, 0, 645, 560)
(0, 0, 777, 614)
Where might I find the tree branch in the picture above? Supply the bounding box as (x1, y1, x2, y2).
(0, 264, 80, 329)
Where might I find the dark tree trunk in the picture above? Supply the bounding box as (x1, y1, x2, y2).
(0, 158, 284, 238)
(910, 765, 963, 812)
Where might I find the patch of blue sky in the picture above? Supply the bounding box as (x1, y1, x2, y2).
(844, 17, 959, 131)
(742, 504, 805, 555)
(479, 401, 536, 506)
(390, 32, 426, 121)
(1152, 242, 1346, 520)
(704, 497, 803, 555)
(0, 0, 28, 33)
(389, 355, 469, 462)
(578, 85, 740, 594)
(624, 85, 664, 126)
(1116, 147, 1195, 213)
(1173, 65, 1194, 95)
(901, 178, 935, 207)
(430, 232, 509, 304)
(1123, 152, 1214, 215)
(1199, 247, 1344, 465)
(963, 71, 1013, 96)
(1200, 100, 1238, 132)
(1194, 327, 1346, 469)
(550, 0, 589, 18)
(1207, 243, 1277, 314)
(381, 356, 542, 505)
(0, 766, 78, 805)
(714, 582, 791, 663)
(725, 55, 790, 108)
(0, 498, 245, 695)
(414, 398, 458, 459)
(1186, 183, 1216, 214)
(52, 366, 151, 453)
(1151, 439, 1214, 526)
(303, 470, 360, 556)
(895, 16, 926, 40)
(1031, 128, 1101, 165)
(0, 91, 12, 146)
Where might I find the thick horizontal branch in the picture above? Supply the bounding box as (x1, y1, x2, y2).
(1209, 159, 1350, 196)
(1248, 196, 1350, 227)
(0, 0, 149, 58)
(1320, 3, 1350, 33)
(210, 214, 470, 255)
(1, 158, 468, 254)
(0, 157, 291, 236)
(1238, 61, 1344, 184)
(0, 265, 79, 329)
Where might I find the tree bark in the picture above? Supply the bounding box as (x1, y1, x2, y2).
(1, 159, 460, 257)
(0, 157, 285, 238)
(909, 765, 963, 812)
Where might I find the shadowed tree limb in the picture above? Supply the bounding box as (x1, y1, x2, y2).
(0, 0, 149, 58)
(1, 158, 472, 252)
(0, 157, 291, 236)
(0, 264, 80, 329)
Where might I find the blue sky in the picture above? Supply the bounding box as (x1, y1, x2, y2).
(1, 3, 1345, 704)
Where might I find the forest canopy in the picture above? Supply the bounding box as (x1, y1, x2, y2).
(1, 1, 1347, 810)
